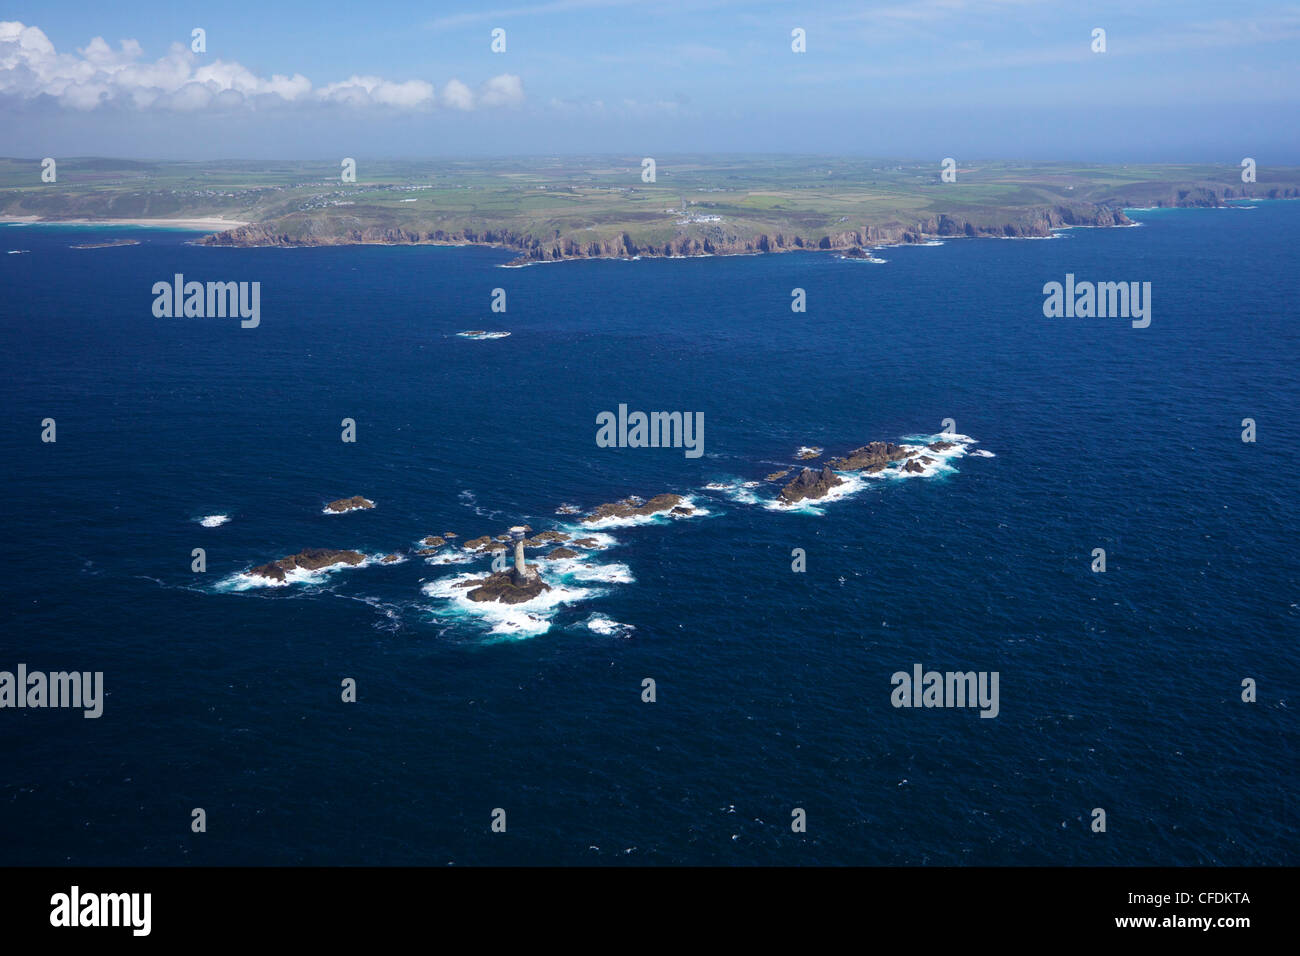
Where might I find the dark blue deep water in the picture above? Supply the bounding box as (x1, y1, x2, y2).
(1, 204, 1296, 865)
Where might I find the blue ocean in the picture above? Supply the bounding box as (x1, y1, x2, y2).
(1, 203, 1296, 865)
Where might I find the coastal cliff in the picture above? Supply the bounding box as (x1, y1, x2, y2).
(195, 202, 1135, 263)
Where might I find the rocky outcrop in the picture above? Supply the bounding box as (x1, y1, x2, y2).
(828, 442, 910, 471)
(545, 547, 578, 560)
(421, 536, 445, 548)
(325, 496, 374, 513)
(928, 441, 956, 452)
(464, 570, 551, 604)
(249, 548, 366, 582)
(381, 553, 402, 564)
(779, 466, 844, 503)
(525, 530, 570, 547)
(766, 469, 790, 481)
(583, 494, 684, 523)
(1097, 183, 1300, 210)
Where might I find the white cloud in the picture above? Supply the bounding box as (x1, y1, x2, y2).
(441, 74, 523, 110)
(0, 21, 522, 112)
(479, 74, 524, 108)
(442, 78, 474, 110)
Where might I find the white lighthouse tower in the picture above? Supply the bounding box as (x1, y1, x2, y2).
(508, 526, 530, 582)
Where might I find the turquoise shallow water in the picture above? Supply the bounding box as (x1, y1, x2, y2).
(0, 204, 1296, 864)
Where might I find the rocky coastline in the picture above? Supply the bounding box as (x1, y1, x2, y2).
(195, 202, 1139, 264)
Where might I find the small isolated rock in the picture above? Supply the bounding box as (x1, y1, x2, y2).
(325, 496, 375, 513)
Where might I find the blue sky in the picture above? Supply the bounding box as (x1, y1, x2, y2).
(2, 0, 1298, 161)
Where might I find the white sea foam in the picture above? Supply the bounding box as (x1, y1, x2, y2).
(199, 514, 230, 527)
(970, 449, 995, 458)
(586, 615, 635, 638)
(573, 494, 709, 530)
(889, 433, 977, 477)
(763, 471, 872, 514)
(458, 489, 503, 521)
(218, 553, 383, 592)
(421, 568, 606, 638)
(423, 549, 477, 565)
(7, 249, 30, 254)
(321, 499, 374, 515)
(762, 431, 985, 510)
(704, 479, 761, 505)
(564, 531, 618, 550)
(456, 330, 510, 339)
(561, 560, 634, 584)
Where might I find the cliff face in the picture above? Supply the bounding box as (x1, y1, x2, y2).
(1119, 183, 1300, 208)
(192, 188, 1294, 262)
(196, 204, 1132, 261)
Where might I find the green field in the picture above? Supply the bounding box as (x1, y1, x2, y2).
(2, 155, 1295, 261)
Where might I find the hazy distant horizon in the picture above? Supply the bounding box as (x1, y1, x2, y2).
(1, 149, 1295, 166)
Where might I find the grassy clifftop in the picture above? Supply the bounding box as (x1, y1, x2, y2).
(3, 156, 1296, 262)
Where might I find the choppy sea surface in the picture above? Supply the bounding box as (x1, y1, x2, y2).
(1, 203, 1296, 864)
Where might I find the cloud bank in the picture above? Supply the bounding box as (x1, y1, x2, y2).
(0, 22, 523, 111)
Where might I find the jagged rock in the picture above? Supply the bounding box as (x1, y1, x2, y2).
(249, 548, 366, 582)
(462, 536, 493, 551)
(779, 466, 844, 503)
(381, 553, 402, 564)
(325, 496, 374, 513)
(545, 547, 579, 560)
(766, 469, 790, 481)
(928, 441, 956, 451)
(828, 442, 910, 471)
(582, 494, 684, 523)
(570, 537, 601, 549)
(795, 447, 823, 460)
(903, 459, 926, 474)
(466, 569, 551, 604)
(670, 506, 694, 515)
(524, 530, 570, 547)
(421, 536, 445, 548)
